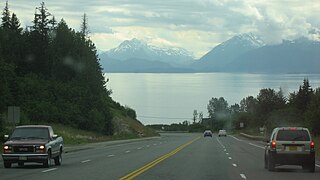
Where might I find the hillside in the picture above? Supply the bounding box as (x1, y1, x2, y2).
(0, 2, 156, 138)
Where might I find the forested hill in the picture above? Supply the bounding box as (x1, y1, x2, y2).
(0, 2, 143, 136)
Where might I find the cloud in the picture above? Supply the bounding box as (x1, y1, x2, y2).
(5, 0, 320, 57)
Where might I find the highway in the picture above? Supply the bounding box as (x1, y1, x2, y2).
(1, 133, 319, 180)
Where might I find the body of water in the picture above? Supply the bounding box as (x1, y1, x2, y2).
(105, 73, 320, 125)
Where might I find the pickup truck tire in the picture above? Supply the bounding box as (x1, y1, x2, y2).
(4, 161, 11, 168)
(18, 162, 24, 167)
(54, 151, 62, 166)
(43, 151, 51, 168)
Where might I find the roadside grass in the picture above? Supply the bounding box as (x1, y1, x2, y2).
(50, 123, 112, 145)
(0, 111, 158, 147)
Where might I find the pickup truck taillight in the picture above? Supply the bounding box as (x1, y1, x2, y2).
(310, 141, 315, 150)
(271, 141, 277, 150)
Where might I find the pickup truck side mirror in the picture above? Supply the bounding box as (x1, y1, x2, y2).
(52, 134, 58, 139)
(4, 135, 9, 139)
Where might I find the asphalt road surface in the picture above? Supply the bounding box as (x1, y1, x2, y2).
(1, 133, 319, 180)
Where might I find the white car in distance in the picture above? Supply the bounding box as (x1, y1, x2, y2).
(218, 130, 227, 137)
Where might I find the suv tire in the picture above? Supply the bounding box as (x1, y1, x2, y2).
(268, 153, 275, 171)
(264, 154, 268, 169)
(308, 159, 315, 173)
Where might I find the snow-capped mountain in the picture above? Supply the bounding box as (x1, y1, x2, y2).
(99, 34, 320, 73)
(194, 33, 265, 71)
(226, 37, 320, 73)
(102, 38, 195, 66)
(220, 33, 265, 48)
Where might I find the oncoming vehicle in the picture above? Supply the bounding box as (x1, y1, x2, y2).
(264, 127, 315, 172)
(218, 130, 227, 137)
(203, 130, 213, 137)
(2, 125, 64, 168)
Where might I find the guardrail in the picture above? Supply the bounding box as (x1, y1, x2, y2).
(240, 132, 265, 141)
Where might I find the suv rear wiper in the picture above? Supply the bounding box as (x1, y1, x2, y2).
(291, 135, 307, 141)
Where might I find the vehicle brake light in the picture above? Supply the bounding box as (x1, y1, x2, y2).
(271, 141, 277, 149)
(310, 141, 315, 149)
(289, 127, 297, 130)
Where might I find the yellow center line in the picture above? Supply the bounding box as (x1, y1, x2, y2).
(119, 136, 200, 180)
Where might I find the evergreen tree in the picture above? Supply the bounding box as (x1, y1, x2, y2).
(10, 13, 22, 33)
(1, 1, 10, 29)
(289, 79, 313, 112)
(80, 13, 89, 38)
(33, 2, 52, 37)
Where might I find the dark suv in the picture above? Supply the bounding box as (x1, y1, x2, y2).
(264, 127, 315, 172)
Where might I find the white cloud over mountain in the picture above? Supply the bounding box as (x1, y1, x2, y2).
(6, 0, 320, 58)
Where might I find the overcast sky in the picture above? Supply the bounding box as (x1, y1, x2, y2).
(4, 0, 320, 58)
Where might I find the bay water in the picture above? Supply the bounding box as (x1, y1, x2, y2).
(105, 73, 320, 125)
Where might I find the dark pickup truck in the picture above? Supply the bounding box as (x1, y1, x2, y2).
(2, 125, 63, 168)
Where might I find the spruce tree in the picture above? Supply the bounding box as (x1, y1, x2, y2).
(10, 13, 22, 33)
(1, 1, 10, 29)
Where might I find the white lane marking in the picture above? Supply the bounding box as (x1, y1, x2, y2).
(224, 149, 227, 152)
(42, 168, 57, 173)
(81, 159, 91, 163)
(146, 145, 150, 147)
(232, 163, 237, 167)
(226, 152, 229, 155)
(316, 164, 320, 168)
(125, 150, 131, 153)
(248, 142, 264, 149)
(108, 154, 115, 157)
(137, 147, 142, 150)
(159, 142, 162, 144)
(240, 174, 247, 180)
(215, 137, 226, 149)
(229, 135, 243, 141)
(228, 157, 232, 160)
(153, 144, 157, 146)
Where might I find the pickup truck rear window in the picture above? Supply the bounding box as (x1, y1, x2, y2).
(276, 130, 310, 141)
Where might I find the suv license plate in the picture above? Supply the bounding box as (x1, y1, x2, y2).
(289, 146, 297, 151)
(19, 156, 27, 160)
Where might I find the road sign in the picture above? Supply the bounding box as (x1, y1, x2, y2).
(240, 122, 244, 128)
(7, 106, 20, 124)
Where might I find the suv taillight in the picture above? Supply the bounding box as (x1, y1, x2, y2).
(271, 141, 277, 150)
(310, 141, 315, 150)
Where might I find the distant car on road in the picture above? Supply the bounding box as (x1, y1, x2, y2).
(203, 130, 213, 137)
(218, 130, 227, 137)
(264, 127, 315, 172)
(2, 125, 64, 168)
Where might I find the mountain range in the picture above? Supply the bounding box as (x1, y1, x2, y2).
(99, 34, 320, 73)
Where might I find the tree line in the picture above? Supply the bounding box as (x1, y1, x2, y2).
(0, 2, 128, 136)
(207, 79, 320, 136)
(149, 79, 319, 135)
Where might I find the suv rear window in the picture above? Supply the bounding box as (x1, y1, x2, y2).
(276, 130, 310, 141)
